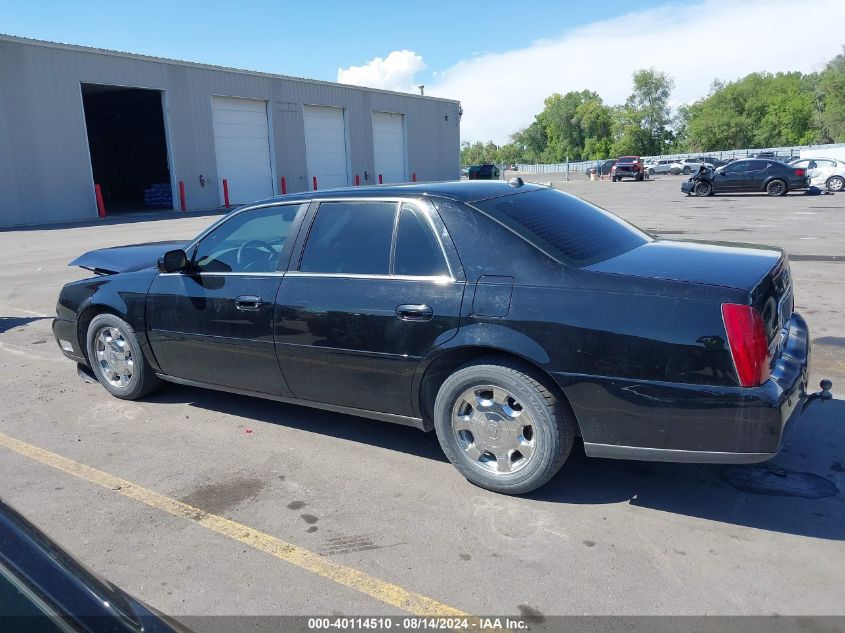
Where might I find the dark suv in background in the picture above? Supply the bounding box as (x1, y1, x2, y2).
(467, 164, 501, 180)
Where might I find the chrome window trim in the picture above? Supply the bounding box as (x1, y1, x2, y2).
(182, 201, 310, 255)
(157, 271, 286, 277)
(285, 271, 456, 283)
(296, 198, 456, 280)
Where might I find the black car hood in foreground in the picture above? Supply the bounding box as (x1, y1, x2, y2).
(69, 241, 187, 274)
(586, 239, 782, 291)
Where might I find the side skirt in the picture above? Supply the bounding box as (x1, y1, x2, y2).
(583, 442, 775, 464)
(156, 374, 427, 431)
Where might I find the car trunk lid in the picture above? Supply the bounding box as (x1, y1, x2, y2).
(585, 239, 782, 292)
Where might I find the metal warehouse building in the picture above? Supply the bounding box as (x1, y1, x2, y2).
(0, 35, 461, 228)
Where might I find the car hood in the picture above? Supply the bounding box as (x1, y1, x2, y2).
(585, 239, 782, 291)
(69, 241, 187, 274)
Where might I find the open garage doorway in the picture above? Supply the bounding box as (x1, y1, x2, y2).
(81, 84, 173, 213)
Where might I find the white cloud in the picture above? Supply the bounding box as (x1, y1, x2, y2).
(427, 0, 843, 144)
(338, 50, 426, 93)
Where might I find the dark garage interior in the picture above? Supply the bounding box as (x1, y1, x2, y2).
(81, 83, 172, 212)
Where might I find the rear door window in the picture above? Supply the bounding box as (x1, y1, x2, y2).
(393, 204, 450, 277)
(299, 201, 397, 275)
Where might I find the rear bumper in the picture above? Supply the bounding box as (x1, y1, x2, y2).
(560, 312, 812, 463)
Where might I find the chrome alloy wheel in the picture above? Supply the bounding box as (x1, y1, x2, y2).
(94, 326, 134, 388)
(451, 385, 536, 475)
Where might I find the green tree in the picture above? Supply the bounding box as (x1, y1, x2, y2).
(612, 68, 675, 156)
(817, 46, 845, 142)
(682, 71, 823, 150)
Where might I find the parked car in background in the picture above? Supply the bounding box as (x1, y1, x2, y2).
(54, 180, 827, 494)
(586, 159, 616, 178)
(468, 164, 501, 180)
(681, 159, 810, 196)
(612, 156, 645, 181)
(645, 159, 674, 175)
(754, 152, 796, 163)
(0, 499, 191, 632)
(789, 157, 845, 192)
(670, 157, 717, 175)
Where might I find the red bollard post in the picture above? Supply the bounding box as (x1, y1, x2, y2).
(312, 176, 318, 191)
(355, 174, 360, 186)
(222, 179, 230, 208)
(179, 181, 187, 212)
(412, 172, 416, 182)
(94, 184, 106, 218)
(378, 174, 383, 184)
(280, 176, 287, 195)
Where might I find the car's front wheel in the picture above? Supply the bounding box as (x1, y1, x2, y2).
(766, 179, 787, 196)
(433, 360, 575, 495)
(683, 167, 691, 175)
(86, 313, 161, 400)
(694, 181, 713, 196)
(826, 175, 844, 192)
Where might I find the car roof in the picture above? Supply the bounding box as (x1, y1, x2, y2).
(249, 180, 546, 205)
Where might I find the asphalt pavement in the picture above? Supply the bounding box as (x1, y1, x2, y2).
(0, 176, 842, 626)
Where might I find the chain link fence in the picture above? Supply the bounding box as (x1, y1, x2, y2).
(515, 143, 845, 174)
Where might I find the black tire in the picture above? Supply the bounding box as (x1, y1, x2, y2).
(683, 166, 691, 175)
(693, 181, 712, 197)
(86, 313, 161, 400)
(636, 173, 644, 181)
(826, 175, 844, 192)
(433, 360, 576, 495)
(766, 179, 787, 196)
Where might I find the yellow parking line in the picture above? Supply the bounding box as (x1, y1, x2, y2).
(0, 431, 467, 617)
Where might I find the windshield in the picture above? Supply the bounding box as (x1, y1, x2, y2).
(473, 188, 651, 267)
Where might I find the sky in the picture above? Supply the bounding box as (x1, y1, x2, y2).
(2, 0, 842, 144)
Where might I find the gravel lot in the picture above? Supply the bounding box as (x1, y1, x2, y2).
(0, 176, 843, 625)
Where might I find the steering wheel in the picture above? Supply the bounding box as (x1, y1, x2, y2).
(236, 239, 276, 268)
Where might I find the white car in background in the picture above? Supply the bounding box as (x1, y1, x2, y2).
(669, 157, 717, 175)
(789, 157, 845, 191)
(644, 159, 674, 175)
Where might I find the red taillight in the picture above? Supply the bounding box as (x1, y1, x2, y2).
(721, 304, 771, 387)
(794, 168, 805, 177)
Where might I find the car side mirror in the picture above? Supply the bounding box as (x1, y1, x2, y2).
(157, 249, 188, 273)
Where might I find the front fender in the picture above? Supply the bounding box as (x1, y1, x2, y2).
(62, 271, 157, 368)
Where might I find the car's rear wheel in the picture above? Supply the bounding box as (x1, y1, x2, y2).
(826, 175, 844, 192)
(693, 181, 713, 196)
(433, 360, 575, 495)
(86, 314, 161, 400)
(683, 166, 691, 175)
(766, 179, 787, 196)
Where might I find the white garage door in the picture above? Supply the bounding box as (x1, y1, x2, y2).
(372, 112, 407, 184)
(303, 105, 349, 189)
(211, 96, 274, 204)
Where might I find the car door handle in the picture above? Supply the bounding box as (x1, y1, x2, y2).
(395, 304, 433, 322)
(235, 295, 262, 311)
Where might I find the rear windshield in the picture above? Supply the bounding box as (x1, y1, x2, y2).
(473, 188, 651, 266)
(617, 157, 637, 163)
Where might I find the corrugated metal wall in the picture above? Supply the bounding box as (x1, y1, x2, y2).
(0, 36, 461, 228)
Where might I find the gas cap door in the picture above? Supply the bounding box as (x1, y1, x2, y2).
(470, 275, 514, 318)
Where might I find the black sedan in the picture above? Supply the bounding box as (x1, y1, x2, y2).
(682, 159, 810, 196)
(0, 499, 190, 632)
(54, 180, 827, 494)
